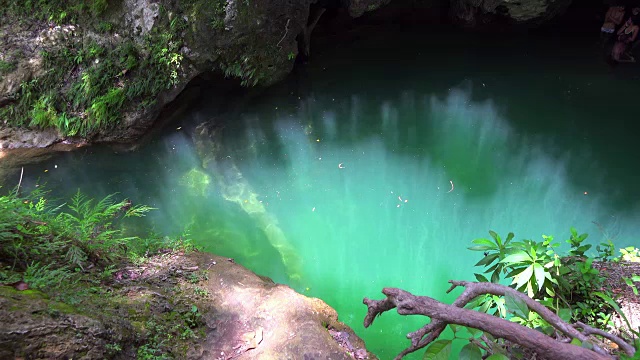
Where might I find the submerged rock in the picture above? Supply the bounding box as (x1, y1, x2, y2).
(192, 122, 304, 282)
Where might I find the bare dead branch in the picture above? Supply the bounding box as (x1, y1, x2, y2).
(364, 281, 619, 360)
(448, 280, 608, 356)
(575, 321, 635, 356)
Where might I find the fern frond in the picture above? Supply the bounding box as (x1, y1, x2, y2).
(65, 244, 88, 267)
(125, 204, 156, 217)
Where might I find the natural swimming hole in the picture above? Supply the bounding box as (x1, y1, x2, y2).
(14, 30, 640, 358)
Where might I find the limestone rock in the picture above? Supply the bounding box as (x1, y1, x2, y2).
(0, 251, 374, 359)
(0, 287, 111, 359)
(449, 0, 572, 26)
(347, 0, 394, 17)
(188, 252, 372, 359)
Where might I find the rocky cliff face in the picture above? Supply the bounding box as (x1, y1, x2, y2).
(0, 0, 575, 151)
(0, 0, 397, 150)
(449, 0, 572, 27)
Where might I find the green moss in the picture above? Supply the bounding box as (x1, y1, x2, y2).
(0, 60, 15, 75)
(48, 300, 78, 314)
(0, 286, 48, 300)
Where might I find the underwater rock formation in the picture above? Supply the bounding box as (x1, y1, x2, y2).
(192, 122, 304, 282)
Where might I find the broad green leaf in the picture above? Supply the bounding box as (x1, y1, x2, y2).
(474, 273, 489, 282)
(471, 238, 499, 248)
(468, 245, 494, 251)
(504, 266, 526, 279)
(505, 292, 529, 319)
(486, 263, 500, 273)
(466, 327, 483, 338)
(570, 227, 577, 237)
(570, 338, 581, 346)
(423, 339, 452, 360)
(486, 354, 509, 360)
(494, 296, 506, 318)
(526, 281, 534, 298)
(489, 230, 501, 246)
(464, 296, 482, 310)
(505, 232, 514, 244)
(501, 252, 532, 264)
(544, 285, 555, 297)
(632, 275, 640, 282)
(449, 324, 459, 334)
(475, 254, 499, 267)
(532, 263, 546, 291)
(582, 341, 594, 350)
(459, 343, 482, 360)
(480, 298, 493, 313)
(514, 265, 534, 289)
(491, 269, 501, 283)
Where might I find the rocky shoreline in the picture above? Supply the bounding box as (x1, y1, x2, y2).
(0, 250, 373, 359)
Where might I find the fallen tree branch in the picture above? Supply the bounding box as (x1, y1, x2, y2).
(363, 281, 621, 360)
(575, 321, 635, 356)
(447, 280, 608, 356)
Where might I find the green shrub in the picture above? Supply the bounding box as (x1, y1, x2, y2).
(469, 228, 614, 330)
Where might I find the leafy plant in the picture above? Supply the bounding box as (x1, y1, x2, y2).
(470, 229, 615, 329)
(618, 247, 640, 262)
(623, 275, 640, 296)
(468, 230, 515, 284)
(23, 261, 71, 290)
(596, 239, 615, 261)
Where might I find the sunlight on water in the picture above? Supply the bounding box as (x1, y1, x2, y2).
(184, 86, 640, 358)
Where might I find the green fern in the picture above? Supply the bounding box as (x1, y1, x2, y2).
(24, 261, 71, 289)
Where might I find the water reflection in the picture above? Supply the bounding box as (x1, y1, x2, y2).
(10, 86, 640, 359)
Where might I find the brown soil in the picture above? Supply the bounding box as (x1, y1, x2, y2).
(595, 261, 640, 338)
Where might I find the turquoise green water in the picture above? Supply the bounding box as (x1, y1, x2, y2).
(11, 29, 640, 358)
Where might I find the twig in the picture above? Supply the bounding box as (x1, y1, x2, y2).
(15, 167, 24, 196)
(276, 18, 290, 49)
(574, 321, 635, 356)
